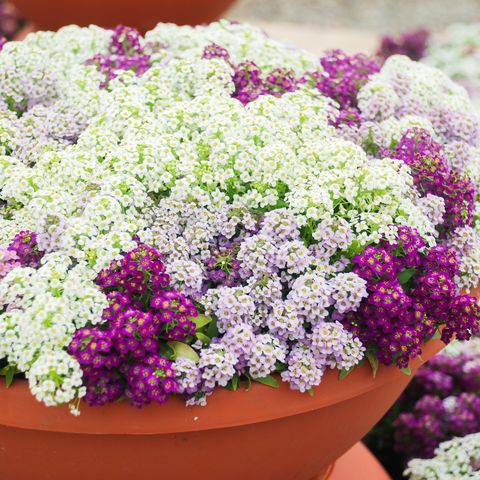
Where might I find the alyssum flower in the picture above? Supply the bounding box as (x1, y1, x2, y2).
(0, 21, 478, 411)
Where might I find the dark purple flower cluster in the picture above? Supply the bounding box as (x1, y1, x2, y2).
(87, 24, 151, 88)
(377, 29, 430, 64)
(7, 230, 44, 267)
(0, 35, 6, 51)
(204, 239, 242, 287)
(109, 24, 143, 56)
(304, 49, 380, 126)
(392, 351, 480, 460)
(264, 68, 298, 97)
(68, 245, 199, 407)
(381, 128, 476, 236)
(202, 43, 230, 61)
(343, 226, 480, 368)
(202, 43, 299, 105)
(330, 108, 362, 128)
(232, 60, 267, 105)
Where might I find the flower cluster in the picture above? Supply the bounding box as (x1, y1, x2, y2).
(377, 29, 430, 64)
(304, 49, 380, 126)
(447, 226, 480, 292)
(68, 245, 198, 406)
(394, 339, 480, 460)
(202, 43, 298, 105)
(87, 24, 151, 87)
(375, 23, 480, 107)
(344, 227, 479, 368)
(0, 230, 44, 278)
(380, 128, 476, 236)
(0, 22, 477, 410)
(405, 432, 480, 479)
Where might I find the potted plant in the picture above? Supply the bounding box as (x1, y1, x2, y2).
(0, 21, 479, 480)
(9, 0, 237, 32)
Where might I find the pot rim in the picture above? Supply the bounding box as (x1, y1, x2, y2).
(0, 336, 445, 435)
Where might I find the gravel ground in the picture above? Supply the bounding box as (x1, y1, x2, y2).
(229, 0, 480, 34)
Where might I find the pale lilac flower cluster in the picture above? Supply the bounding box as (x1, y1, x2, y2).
(281, 345, 324, 393)
(248, 334, 287, 378)
(310, 321, 365, 370)
(447, 226, 480, 292)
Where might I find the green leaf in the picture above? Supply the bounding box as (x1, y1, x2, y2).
(225, 375, 240, 391)
(308, 388, 315, 397)
(398, 268, 416, 285)
(254, 375, 279, 388)
(366, 352, 379, 379)
(168, 341, 200, 363)
(191, 314, 213, 330)
(400, 367, 412, 376)
(205, 320, 219, 339)
(431, 331, 442, 340)
(275, 361, 288, 373)
(195, 332, 211, 345)
(2, 365, 17, 388)
(158, 343, 175, 360)
(245, 374, 252, 392)
(339, 367, 353, 380)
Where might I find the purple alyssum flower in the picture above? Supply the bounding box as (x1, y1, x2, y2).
(69, 244, 198, 407)
(343, 226, 480, 368)
(87, 24, 151, 88)
(377, 29, 430, 64)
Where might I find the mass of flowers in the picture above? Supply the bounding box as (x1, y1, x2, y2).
(0, 21, 479, 413)
(405, 432, 480, 479)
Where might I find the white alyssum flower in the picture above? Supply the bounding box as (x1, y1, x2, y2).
(405, 433, 480, 479)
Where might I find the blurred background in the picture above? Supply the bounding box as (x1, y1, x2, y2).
(231, 0, 479, 32)
(227, 0, 480, 54)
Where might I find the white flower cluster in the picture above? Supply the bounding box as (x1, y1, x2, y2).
(145, 20, 319, 74)
(444, 337, 480, 357)
(0, 26, 111, 163)
(406, 432, 480, 479)
(0, 254, 107, 404)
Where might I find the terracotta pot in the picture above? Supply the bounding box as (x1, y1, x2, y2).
(9, 0, 237, 33)
(0, 335, 444, 480)
(328, 442, 391, 480)
(12, 23, 35, 41)
(471, 285, 480, 301)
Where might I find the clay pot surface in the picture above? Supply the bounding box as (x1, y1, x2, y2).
(470, 285, 480, 301)
(0, 334, 444, 480)
(9, 0, 236, 32)
(327, 442, 391, 480)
